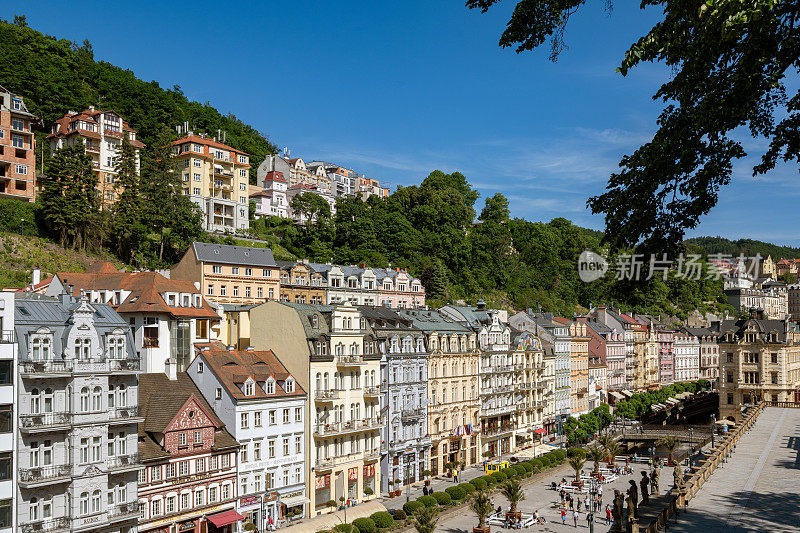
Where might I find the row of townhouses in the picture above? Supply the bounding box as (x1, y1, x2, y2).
(1, 246, 798, 531)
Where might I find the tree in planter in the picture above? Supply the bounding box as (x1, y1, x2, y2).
(604, 441, 622, 466)
(412, 504, 439, 533)
(587, 444, 605, 473)
(657, 436, 678, 465)
(326, 500, 337, 512)
(444, 462, 455, 477)
(470, 490, 494, 532)
(364, 487, 374, 496)
(499, 478, 525, 516)
(422, 469, 432, 486)
(569, 456, 586, 483)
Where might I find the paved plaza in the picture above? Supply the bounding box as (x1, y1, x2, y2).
(430, 462, 671, 532)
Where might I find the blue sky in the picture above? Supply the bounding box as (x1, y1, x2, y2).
(5, 1, 799, 245)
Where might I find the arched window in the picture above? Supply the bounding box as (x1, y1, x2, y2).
(91, 387, 102, 411)
(30, 388, 40, 414)
(31, 336, 52, 361)
(316, 373, 321, 390)
(80, 492, 89, 515)
(80, 387, 90, 412)
(118, 384, 127, 407)
(108, 336, 125, 359)
(29, 497, 39, 521)
(108, 385, 116, 409)
(91, 490, 101, 513)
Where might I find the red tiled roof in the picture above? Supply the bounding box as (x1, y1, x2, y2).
(86, 261, 119, 274)
(264, 171, 286, 182)
(55, 270, 219, 320)
(170, 134, 249, 156)
(195, 348, 305, 401)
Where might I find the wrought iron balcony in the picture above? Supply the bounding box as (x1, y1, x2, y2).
(108, 359, 141, 372)
(363, 386, 380, 397)
(314, 418, 382, 436)
(18, 465, 72, 487)
(19, 412, 72, 433)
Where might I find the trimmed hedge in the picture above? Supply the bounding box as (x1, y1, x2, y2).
(403, 501, 423, 515)
(500, 467, 515, 479)
(418, 495, 437, 508)
(470, 477, 488, 490)
(445, 485, 466, 501)
(521, 461, 534, 473)
(392, 509, 406, 521)
(432, 491, 452, 505)
(512, 464, 527, 477)
(459, 482, 476, 494)
(490, 471, 507, 483)
(555, 449, 568, 461)
(370, 511, 394, 529)
(352, 517, 376, 533)
(484, 474, 497, 485)
(334, 525, 358, 533)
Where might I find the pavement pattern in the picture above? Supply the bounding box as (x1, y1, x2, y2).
(667, 406, 800, 533)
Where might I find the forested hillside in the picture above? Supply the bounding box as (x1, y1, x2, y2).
(0, 17, 276, 175)
(684, 236, 800, 262)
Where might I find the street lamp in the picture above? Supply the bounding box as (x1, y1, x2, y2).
(20, 218, 24, 238)
(649, 446, 655, 469)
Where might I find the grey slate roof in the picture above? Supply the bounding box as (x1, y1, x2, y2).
(192, 242, 276, 267)
(398, 309, 470, 333)
(14, 293, 136, 363)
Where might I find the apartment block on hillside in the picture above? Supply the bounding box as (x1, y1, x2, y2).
(171, 133, 250, 232)
(0, 86, 39, 201)
(48, 107, 143, 206)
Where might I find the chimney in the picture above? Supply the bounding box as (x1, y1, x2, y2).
(32, 268, 41, 287)
(165, 358, 178, 380)
(88, 105, 95, 112)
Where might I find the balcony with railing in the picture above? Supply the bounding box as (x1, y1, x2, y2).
(107, 359, 141, 372)
(106, 453, 140, 473)
(20, 412, 72, 433)
(20, 360, 73, 377)
(337, 356, 366, 366)
(364, 447, 380, 462)
(401, 408, 425, 422)
(314, 418, 382, 437)
(363, 386, 380, 397)
(314, 390, 341, 402)
(107, 502, 140, 522)
(18, 465, 72, 488)
(108, 406, 144, 424)
(481, 425, 515, 437)
(20, 517, 71, 533)
(0, 330, 14, 343)
(480, 384, 515, 396)
(482, 404, 516, 417)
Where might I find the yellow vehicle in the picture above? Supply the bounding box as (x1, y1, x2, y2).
(484, 460, 509, 475)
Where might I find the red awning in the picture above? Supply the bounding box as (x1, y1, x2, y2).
(534, 428, 547, 435)
(207, 510, 244, 527)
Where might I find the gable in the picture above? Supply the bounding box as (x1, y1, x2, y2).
(166, 394, 217, 433)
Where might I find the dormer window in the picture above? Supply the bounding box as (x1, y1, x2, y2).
(244, 381, 255, 396)
(108, 336, 125, 359)
(31, 335, 52, 361)
(311, 315, 319, 328)
(265, 379, 275, 395)
(75, 338, 91, 360)
(285, 379, 295, 393)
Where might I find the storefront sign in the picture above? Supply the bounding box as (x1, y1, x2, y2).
(170, 471, 212, 485)
(348, 467, 358, 481)
(315, 475, 330, 489)
(145, 503, 233, 528)
(179, 521, 196, 532)
(82, 516, 101, 526)
(240, 496, 260, 507)
(247, 455, 303, 470)
(283, 490, 304, 499)
(264, 491, 279, 502)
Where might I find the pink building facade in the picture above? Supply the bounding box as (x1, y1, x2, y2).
(375, 268, 425, 309)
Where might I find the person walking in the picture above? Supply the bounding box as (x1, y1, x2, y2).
(585, 499, 590, 512)
(587, 511, 595, 533)
(569, 496, 574, 511)
(605, 505, 612, 525)
(573, 509, 579, 527)
(561, 508, 567, 526)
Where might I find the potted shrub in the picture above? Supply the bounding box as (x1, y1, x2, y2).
(500, 478, 525, 520)
(470, 489, 494, 533)
(326, 499, 337, 513)
(387, 480, 395, 497)
(364, 487, 374, 497)
(444, 462, 455, 477)
(422, 469, 432, 486)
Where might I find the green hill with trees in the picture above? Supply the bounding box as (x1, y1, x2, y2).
(0, 16, 738, 318)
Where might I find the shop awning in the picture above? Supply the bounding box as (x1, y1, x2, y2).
(609, 391, 625, 401)
(533, 428, 547, 435)
(282, 495, 311, 506)
(207, 510, 244, 527)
